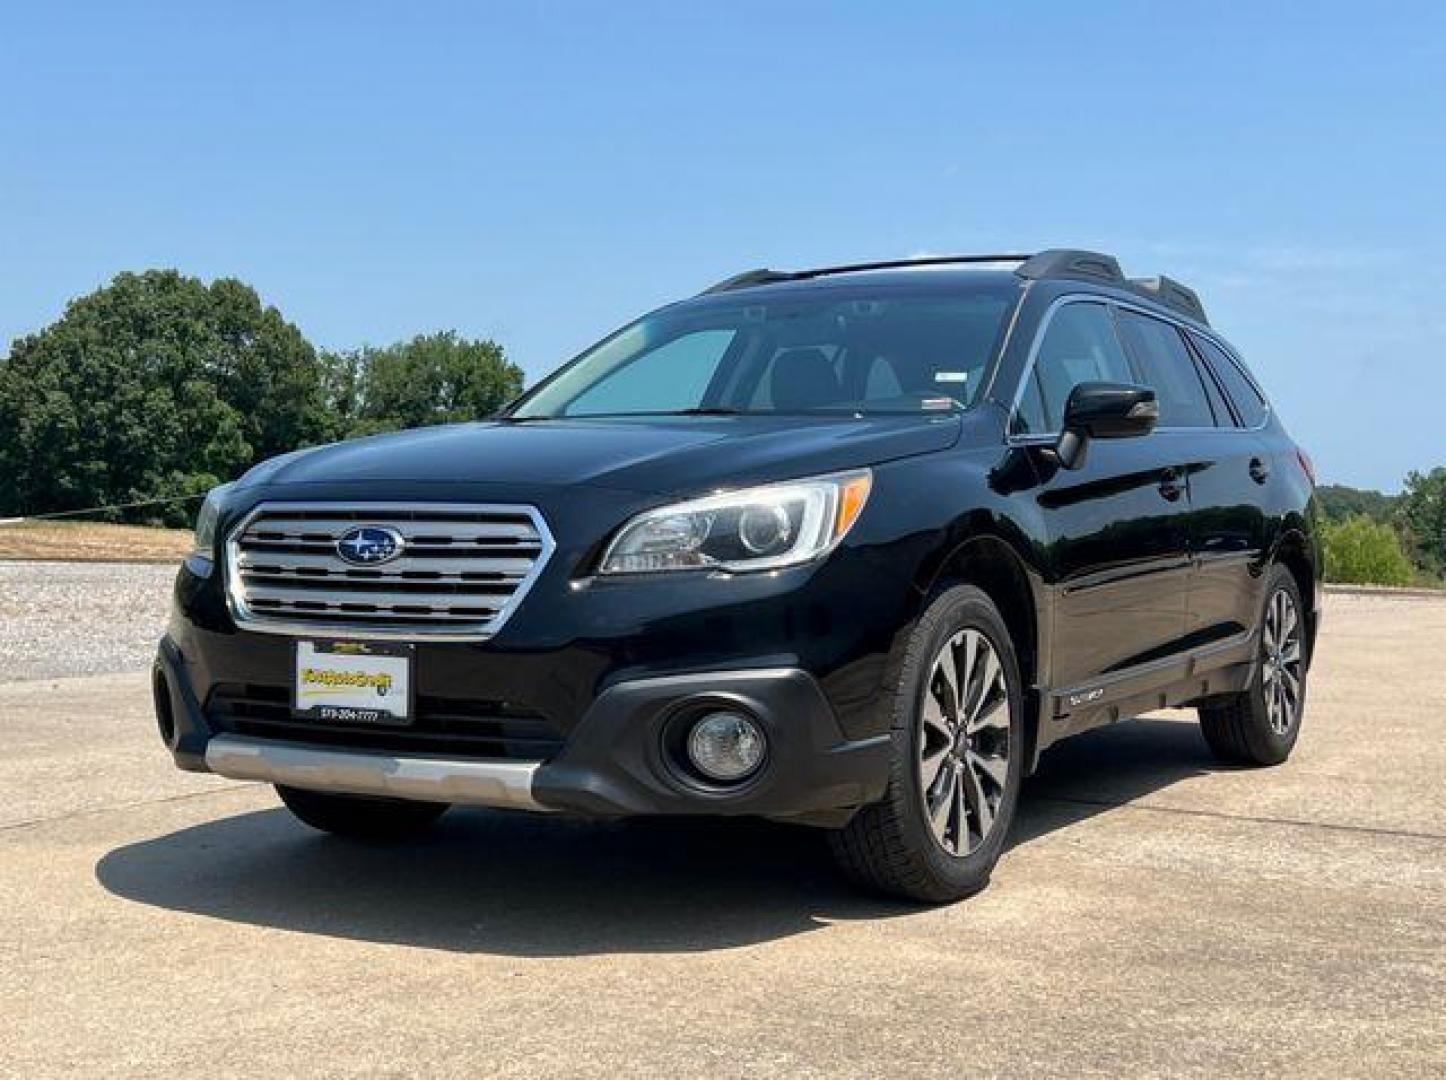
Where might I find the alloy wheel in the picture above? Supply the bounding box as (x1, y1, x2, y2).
(1261, 588, 1304, 735)
(917, 629, 1011, 856)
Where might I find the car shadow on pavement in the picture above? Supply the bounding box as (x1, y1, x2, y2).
(95, 715, 1223, 956)
(1014, 714, 1234, 845)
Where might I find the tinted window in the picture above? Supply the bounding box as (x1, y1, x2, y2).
(1191, 333, 1269, 428)
(1194, 350, 1233, 425)
(514, 284, 1017, 418)
(1014, 302, 1133, 434)
(563, 329, 736, 416)
(747, 344, 842, 409)
(1116, 311, 1216, 428)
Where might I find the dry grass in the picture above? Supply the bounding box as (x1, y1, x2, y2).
(0, 520, 192, 563)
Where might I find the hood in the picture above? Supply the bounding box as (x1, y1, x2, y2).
(238, 414, 963, 497)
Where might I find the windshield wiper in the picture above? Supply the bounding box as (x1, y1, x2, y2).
(497, 408, 748, 422)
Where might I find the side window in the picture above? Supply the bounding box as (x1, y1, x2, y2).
(1191, 333, 1270, 428)
(1015, 374, 1049, 435)
(564, 329, 736, 415)
(1115, 311, 1216, 428)
(1013, 302, 1133, 434)
(1194, 351, 1233, 425)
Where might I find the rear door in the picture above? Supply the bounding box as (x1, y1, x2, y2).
(1012, 300, 1193, 697)
(1115, 309, 1268, 654)
(1185, 331, 1275, 643)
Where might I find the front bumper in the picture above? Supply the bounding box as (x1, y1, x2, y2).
(153, 469, 938, 824)
(155, 636, 891, 824)
(204, 735, 550, 810)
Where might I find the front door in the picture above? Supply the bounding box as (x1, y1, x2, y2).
(1035, 439, 1194, 691)
(1011, 300, 1193, 696)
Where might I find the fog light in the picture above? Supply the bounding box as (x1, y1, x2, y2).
(686, 711, 766, 782)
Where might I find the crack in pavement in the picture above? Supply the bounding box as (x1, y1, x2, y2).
(0, 783, 263, 835)
(1030, 793, 1446, 843)
(3, 781, 1442, 845)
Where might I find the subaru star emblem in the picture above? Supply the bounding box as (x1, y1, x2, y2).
(335, 525, 406, 565)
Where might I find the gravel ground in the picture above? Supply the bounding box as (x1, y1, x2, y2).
(0, 561, 177, 681)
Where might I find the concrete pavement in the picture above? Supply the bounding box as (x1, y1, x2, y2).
(2, 592, 1443, 1077)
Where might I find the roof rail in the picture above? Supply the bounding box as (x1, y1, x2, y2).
(1015, 249, 1125, 285)
(1126, 275, 1209, 325)
(699, 254, 1029, 295)
(699, 249, 1210, 324)
(698, 269, 794, 295)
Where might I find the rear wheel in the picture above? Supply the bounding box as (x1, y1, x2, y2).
(829, 585, 1025, 903)
(1198, 563, 1308, 765)
(275, 785, 449, 839)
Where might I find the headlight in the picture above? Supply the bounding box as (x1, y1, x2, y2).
(598, 470, 872, 575)
(192, 482, 235, 558)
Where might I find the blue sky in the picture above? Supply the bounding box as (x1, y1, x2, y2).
(2, 2, 1442, 490)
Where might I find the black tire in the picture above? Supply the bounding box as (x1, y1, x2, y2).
(275, 785, 449, 839)
(1198, 563, 1308, 766)
(829, 585, 1026, 903)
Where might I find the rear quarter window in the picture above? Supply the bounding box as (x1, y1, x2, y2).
(1190, 333, 1270, 428)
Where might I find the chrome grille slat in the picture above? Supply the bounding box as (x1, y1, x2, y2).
(239, 573, 524, 590)
(225, 502, 555, 641)
(247, 605, 495, 623)
(238, 540, 541, 555)
(242, 519, 540, 543)
(243, 585, 506, 607)
(236, 551, 535, 576)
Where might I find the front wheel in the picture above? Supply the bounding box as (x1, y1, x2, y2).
(1198, 564, 1308, 766)
(276, 785, 450, 839)
(829, 585, 1026, 903)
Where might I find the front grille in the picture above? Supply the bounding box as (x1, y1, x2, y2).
(225, 502, 554, 639)
(207, 682, 565, 761)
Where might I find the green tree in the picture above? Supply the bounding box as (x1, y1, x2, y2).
(1316, 483, 1398, 523)
(1321, 514, 1414, 586)
(0, 270, 328, 519)
(324, 331, 523, 436)
(203, 276, 336, 457)
(1398, 466, 1446, 575)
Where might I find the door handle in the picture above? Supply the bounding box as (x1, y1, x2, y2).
(1249, 457, 1271, 484)
(1158, 468, 1184, 502)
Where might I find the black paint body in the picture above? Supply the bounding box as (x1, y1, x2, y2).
(157, 270, 1322, 823)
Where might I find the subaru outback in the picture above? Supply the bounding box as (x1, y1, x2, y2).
(154, 249, 1321, 901)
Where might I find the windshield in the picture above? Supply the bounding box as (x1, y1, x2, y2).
(511, 282, 1019, 419)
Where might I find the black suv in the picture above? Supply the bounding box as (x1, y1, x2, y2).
(154, 249, 1321, 901)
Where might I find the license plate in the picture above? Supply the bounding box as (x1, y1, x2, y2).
(293, 640, 413, 725)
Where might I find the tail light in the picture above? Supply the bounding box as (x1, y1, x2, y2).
(1296, 446, 1317, 487)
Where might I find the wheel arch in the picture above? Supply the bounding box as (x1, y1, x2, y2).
(1269, 522, 1319, 658)
(916, 519, 1047, 773)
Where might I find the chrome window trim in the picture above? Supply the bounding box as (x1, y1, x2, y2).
(1004, 292, 1271, 442)
(976, 279, 1033, 404)
(1003, 294, 1118, 441)
(1184, 329, 1273, 433)
(224, 501, 556, 642)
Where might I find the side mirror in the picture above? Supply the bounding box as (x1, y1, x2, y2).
(1054, 382, 1158, 470)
